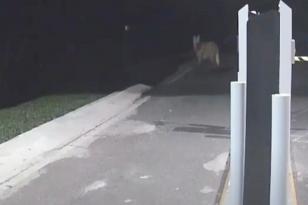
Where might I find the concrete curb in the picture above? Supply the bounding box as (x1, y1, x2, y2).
(161, 61, 195, 85)
(218, 155, 298, 205)
(0, 84, 151, 194)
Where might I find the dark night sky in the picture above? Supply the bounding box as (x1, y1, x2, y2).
(0, 0, 307, 106)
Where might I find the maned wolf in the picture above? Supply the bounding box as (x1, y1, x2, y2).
(193, 35, 220, 67)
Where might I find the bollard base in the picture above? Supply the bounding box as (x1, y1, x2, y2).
(218, 160, 298, 205)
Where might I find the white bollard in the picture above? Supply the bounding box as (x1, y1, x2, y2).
(230, 81, 246, 205)
(238, 5, 249, 82)
(270, 94, 291, 205)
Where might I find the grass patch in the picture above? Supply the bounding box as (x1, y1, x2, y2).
(0, 94, 103, 144)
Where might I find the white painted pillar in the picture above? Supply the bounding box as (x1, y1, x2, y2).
(238, 5, 249, 82)
(230, 81, 246, 205)
(270, 94, 291, 205)
(279, 1, 292, 94)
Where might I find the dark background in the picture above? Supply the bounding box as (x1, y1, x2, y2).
(0, 0, 307, 107)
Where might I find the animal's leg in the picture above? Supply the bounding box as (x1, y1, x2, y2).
(216, 51, 220, 67)
(197, 55, 202, 64)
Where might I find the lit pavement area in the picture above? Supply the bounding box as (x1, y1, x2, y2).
(1, 57, 308, 205)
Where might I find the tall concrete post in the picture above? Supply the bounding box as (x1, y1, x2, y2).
(230, 2, 293, 205)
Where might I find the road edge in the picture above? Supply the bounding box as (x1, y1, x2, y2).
(0, 84, 151, 198)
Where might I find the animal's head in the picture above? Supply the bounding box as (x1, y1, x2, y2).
(124, 25, 130, 32)
(192, 34, 201, 50)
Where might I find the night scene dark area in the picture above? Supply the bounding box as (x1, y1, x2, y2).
(0, 0, 308, 204)
(0, 0, 304, 106)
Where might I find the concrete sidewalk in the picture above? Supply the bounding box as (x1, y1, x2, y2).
(0, 84, 151, 199)
(0, 61, 235, 205)
(0, 57, 308, 205)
